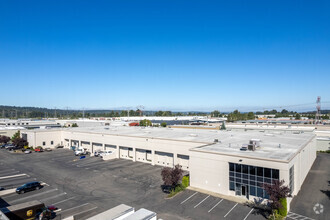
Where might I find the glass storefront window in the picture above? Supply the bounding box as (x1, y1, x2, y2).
(250, 186, 256, 196)
(257, 187, 263, 197)
(230, 163, 234, 171)
(235, 164, 241, 173)
(243, 165, 248, 174)
(257, 167, 263, 177)
(249, 166, 256, 175)
(264, 168, 271, 178)
(272, 169, 279, 179)
(230, 181, 235, 190)
(228, 162, 279, 199)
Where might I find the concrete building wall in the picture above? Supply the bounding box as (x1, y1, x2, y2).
(25, 130, 62, 148)
(189, 150, 289, 197)
(189, 136, 316, 209)
(58, 130, 201, 169)
(0, 129, 22, 138)
(288, 138, 316, 195)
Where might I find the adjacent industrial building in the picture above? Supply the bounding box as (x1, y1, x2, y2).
(21, 125, 316, 209)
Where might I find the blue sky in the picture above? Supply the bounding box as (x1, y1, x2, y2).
(0, 0, 329, 112)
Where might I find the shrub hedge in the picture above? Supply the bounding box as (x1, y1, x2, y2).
(182, 176, 189, 188)
(278, 198, 287, 217)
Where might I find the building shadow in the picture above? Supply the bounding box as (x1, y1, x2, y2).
(244, 198, 271, 219)
(0, 197, 10, 209)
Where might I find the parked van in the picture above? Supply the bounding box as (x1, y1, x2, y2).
(99, 151, 113, 158)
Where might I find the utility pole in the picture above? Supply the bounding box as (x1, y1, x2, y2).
(315, 96, 321, 124)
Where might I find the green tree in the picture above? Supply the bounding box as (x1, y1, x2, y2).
(120, 111, 128, 117)
(211, 110, 221, 117)
(263, 180, 291, 218)
(161, 122, 167, 127)
(71, 123, 78, 127)
(155, 111, 164, 116)
(247, 112, 255, 120)
(11, 131, 20, 142)
(295, 113, 301, 120)
(220, 122, 226, 130)
(139, 119, 152, 127)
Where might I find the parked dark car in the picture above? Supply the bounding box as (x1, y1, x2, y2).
(161, 185, 175, 194)
(7, 145, 20, 151)
(16, 181, 42, 194)
(0, 144, 7, 149)
(5, 144, 15, 150)
(0, 186, 4, 191)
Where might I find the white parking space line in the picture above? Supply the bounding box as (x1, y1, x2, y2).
(9, 188, 58, 204)
(64, 206, 98, 218)
(208, 199, 223, 213)
(243, 208, 254, 220)
(224, 203, 238, 218)
(58, 203, 90, 213)
(40, 192, 67, 202)
(52, 196, 76, 205)
(194, 195, 210, 208)
(41, 182, 49, 186)
(0, 173, 27, 180)
(181, 192, 198, 204)
(287, 212, 315, 220)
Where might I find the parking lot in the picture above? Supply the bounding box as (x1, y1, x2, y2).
(0, 148, 271, 219)
(159, 189, 266, 220)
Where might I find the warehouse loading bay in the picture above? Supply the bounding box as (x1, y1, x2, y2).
(0, 149, 328, 220)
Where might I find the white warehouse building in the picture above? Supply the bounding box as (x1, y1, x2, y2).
(21, 126, 316, 209)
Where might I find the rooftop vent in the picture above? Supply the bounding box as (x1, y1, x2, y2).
(214, 139, 218, 143)
(246, 139, 260, 151)
(293, 131, 301, 134)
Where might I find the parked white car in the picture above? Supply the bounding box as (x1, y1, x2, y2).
(99, 151, 113, 158)
(75, 148, 87, 156)
(94, 150, 104, 157)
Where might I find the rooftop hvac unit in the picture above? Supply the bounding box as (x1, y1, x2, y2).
(248, 144, 256, 151)
(249, 139, 261, 147)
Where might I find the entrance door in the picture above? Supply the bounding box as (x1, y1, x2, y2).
(242, 185, 249, 199)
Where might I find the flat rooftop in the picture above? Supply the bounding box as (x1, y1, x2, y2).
(193, 130, 314, 162)
(24, 126, 315, 161)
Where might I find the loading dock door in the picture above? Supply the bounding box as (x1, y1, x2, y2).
(155, 151, 173, 167)
(177, 154, 189, 170)
(92, 143, 103, 153)
(120, 146, 129, 159)
(136, 149, 149, 163)
(81, 141, 91, 152)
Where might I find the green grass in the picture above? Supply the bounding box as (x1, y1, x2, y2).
(167, 184, 186, 198)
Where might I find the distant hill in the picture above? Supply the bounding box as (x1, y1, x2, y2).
(0, 105, 210, 118)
